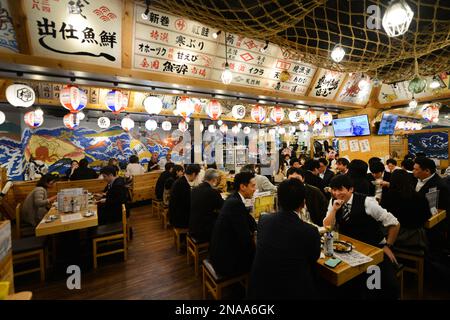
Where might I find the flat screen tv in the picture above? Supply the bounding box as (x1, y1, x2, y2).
(332, 115, 371, 137)
(377, 113, 398, 135)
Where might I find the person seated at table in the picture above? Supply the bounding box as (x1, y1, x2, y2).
(303, 159, 326, 193)
(188, 169, 224, 243)
(125, 155, 145, 177)
(318, 158, 335, 187)
(368, 161, 391, 202)
(65, 160, 79, 180)
(385, 158, 400, 178)
(273, 163, 287, 184)
(286, 167, 327, 226)
(21, 174, 58, 227)
(289, 157, 301, 168)
(168, 164, 200, 228)
(335, 157, 349, 175)
(240, 164, 276, 193)
(155, 162, 175, 201)
(95, 166, 129, 225)
(107, 158, 121, 175)
(158, 152, 172, 168)
(209, 172, 257, 277)
(347, 159, 372, 196)
(70, 158, 98, 181)
(248, 179, 321, 299)
(381, 170, 431, 250)
(147, 152, 160, 172)
(163, 165, 184, 207)
(323, 174, 400, 299)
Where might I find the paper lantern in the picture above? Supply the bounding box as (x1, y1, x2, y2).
(303, 110, 316, 125)
(208, 124, 216, 133)
(243, 126, 251, 134)
(382, 0, 414, 38)
(63, 113, 80, 130)
(232, 104, 246, 119)
(106, 90, 128, 114)
(60, 85, 87, 113)
(320, 112, 333, 126)
(219, 124, 228, 133)
(270, 106, 284, 124)
(176, 96, 194, 119)
(6, 84, 35, 108)
(162, 121, 172, 131)
(313, 122, 324, 132)
(331, 45, 345, 63)
(299, 122, 308, 132)
(422, 104, 439, 122)
(143, 96, 163, 115)
(231, 125, 240, 134)
(145, 119, 158, 131)
(178, 121, 188, 132)
(268, 128, 276, 135)
(77, 111, 85, 121)
(288, 110, 305, 122)
(0, 111, 5, 125)
(121, 117, 134, 132)
(278, 127, 286, 135)
(206, 99, 222, 120)
(289, 126, 296, 134)
(408, 76, 427, 94)
(24, 110, 44, 128)
(98, 116, 110, 129)
(251, 105, 266, 123)
(193, 100, 203, 114)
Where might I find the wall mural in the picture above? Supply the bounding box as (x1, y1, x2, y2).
(0, 0, 18, 53)
(408, 132, 448, 160)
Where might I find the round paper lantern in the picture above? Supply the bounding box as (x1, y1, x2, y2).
(59, 85, 87, 113)
(98, 116, 110, 129)
(176, 96, 194, 119)
(206, 99, 222, 120)
(232, 104, 246, 119)
(270, 106, 284, 124)
(63, 113, 80, 130)
(299, 122, 308, 132)
(259, 129, 266, 137)
(162, 121, 172, 131)
(320, 112, 333, 126)
(251, 105, 266, 123)
(6, 84, 35, 108)
(145, 119, 158, 131)
(217, 120, 223, 126)
(243, 126, 251, 134)
(313, 122, 324, 132)
(268, 128, 276, 135)
(143, 96, 163, 115)
(121, 117, 134, 132)
(24, 110, 44, 128)
(289, 126, 296, 134)
(303, 110, 316, 125)
(219, 124, 228, 133)
(422, 104, 439, 122)
(288, 110, 305, 122)
(105, 90, 128, 114)
(178, 121, 188, 132)
(0, 111, 5, 125)
(208, 124, 216, 133)
(77, 111, 85, 121)
(231, 125, 240, 134)
(193, 100, 203, 114)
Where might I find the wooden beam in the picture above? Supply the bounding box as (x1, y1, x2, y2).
(8, 0, 31, 55)
(378, 91, 450, 109)
(122, 0, 134, 69)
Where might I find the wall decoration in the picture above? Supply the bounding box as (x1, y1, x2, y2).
(309, 69, 345, 100)
(408, 132, 448, 159)
(337, 73, 372, 105)
(0, 0, 18, 53)
(6, 84, 36, 108)
(359, 139, 370, 152)
(349, 140, 359, 152)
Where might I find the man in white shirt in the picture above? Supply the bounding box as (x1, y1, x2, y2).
(240, 164, 277, 193)
(158, 152, 172, 168)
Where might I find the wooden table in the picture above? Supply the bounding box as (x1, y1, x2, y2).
(424, 210, 446, 229)
(35, 205, 98, 237)
(6, 291, 32, 300)
(316, 235, 384, 286)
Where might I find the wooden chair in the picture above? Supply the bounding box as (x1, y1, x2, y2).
(394, 247, 424, 298)
(14, 203, 34, 239)
(151, 199, 164, 218)
(395, 263, 404, 300)
(202, 259, 248, 300)
(91, 204, 128, 269)
(186, 234, 209, 277)
(161, 206, 169, 229)
(173, 227, 188, 253)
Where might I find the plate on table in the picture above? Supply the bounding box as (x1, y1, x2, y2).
(333, 240, 352, 253)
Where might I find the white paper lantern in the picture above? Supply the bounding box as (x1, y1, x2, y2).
(145, 119, 158, 131)
(106, 90, 128, 114)
(299, 122, 308, 132)
(268, 128, 276, 135)
(208, 124, 216, 133)
(243, 126, 251, 134)
(259, 129, 266, 137)
(232, 104, 246, 119)
(217, 120, 223, 126)
(6, 84, 35, 108)
(77, 111, 85, 121)
(219, 124, 228, 133)
(231, 125, 240, 134)
(143, 96, 163, 115)
(60, 85, 87, 113)
(186, 117, 191, 123)
(382, 0, 414, 38)
(288, 110, 306, 122)
(24, 110, 44, 128)
(162, 121, 172, 131)
(313, 122, 324, 132)
(331, 44, 345, 63)
(251, 105, 266, 123)
(304, 110, 316, 125)
(98, 116, 110, 129)
(176, 96, 194, 119)
(34, 108, 44, 117)
(206, 99, 222, 120)
(178, 121, 188, 132)
(320, 112, 333, 126)
(0, 111, 5, 125)
(121, 117, 135, 132)
(270, 106, 284, 124)
(63, 113, 80, 130)
(289, 126, 296, 134)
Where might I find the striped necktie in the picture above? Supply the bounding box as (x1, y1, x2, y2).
(342, 203, 351, 221)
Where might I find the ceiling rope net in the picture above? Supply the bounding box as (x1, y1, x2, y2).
(146, 0, 450, 83)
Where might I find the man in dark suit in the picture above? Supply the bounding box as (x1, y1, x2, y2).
(96, 166, 129, 225)
(303, 159, 326, 193)
(169, 164, 201, 228)
(248, 179, 321, 299)
(71, 158, 98, 181)
(318, 158, 335, 187)
(368, 161, 391, 201)
(155, 162, 174, 200)
(188, 169, 224, 242)
(209, 172, 257, 277)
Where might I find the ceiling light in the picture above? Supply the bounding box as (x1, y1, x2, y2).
(260, 40, 269, 53)
(141, 0, 150, 19)
(409, 98, 417, 109)
(429, 79, 440, 89)
(382, 0, 414, 37)
(331, 44, 345, 63)
(212, 30, 222, 39)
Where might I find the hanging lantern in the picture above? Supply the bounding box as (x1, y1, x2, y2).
(178, 121, 188, 132)
(63, 113, 80, 130)
(77, 111, 85, 121)
(231, 125, 240, 134)
(251, 105, 266, 123)
(243, 126, 251, 134)
(373, 77, 382, 88)
(288, 110, 306, 122)
(176, 96, 194, 119)
(278, 127, 286, 135)
(303, 110, 316, 125)
(299, 122, 308, 132)
(162, 121, 172, 131)
(24, 110, 44, 129)
(105, 90, 128, 114)
(208, 124, 216, 133)
(409, 98, 418, 109)
(206, 99, 223, 120)
(232, 104, 246, 119)
(289, 126, 296, 134)
(0, 111, 5, 125)
(382, 0, 414, 38)
(331, 44, 345, 63)
(270, 106, 284, 124)
(422, 104, 440, 122)
(219, 124, 228, 133)
(193, 100, 203, 114)
(143, 96, 163, 115)
(145, 119, 158, 131)
(279, 70, 290, 82)
(320, 112, 333, 126)
(98, 116, 110, 129)
(6, 84, 35, 108)
(313, 122, 324, 132)
(408, 76, 427, 94)
(60, 85, 87, 113)
(121, 117, 135, 132)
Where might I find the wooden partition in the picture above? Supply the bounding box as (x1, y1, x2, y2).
(338, 135, 390, 163)
(55, 179, 107, 194)
(130, 171, 162, 202)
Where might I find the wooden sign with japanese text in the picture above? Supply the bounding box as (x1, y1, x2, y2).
(24, 0, 122, 66)
(308, 69, 345, 100)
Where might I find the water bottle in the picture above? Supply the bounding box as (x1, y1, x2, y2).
(324, 226, 334, 257)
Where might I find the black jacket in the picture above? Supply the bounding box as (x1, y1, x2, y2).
(155, 170, 172, 200)
(169, 176, 191, 228)
(416, 173, 450, 212)
(321, 169, 335, 187)
(188, 182, 224, 242)
(98, 177, 128, 225)
(304, 170, 326, 193)
(209, 192, 257, 277)
(70, 167, 98, 180)
(305, 184, 328, 226)
(248, 210, 321, 299)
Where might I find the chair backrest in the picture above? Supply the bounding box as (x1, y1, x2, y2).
(121, 204, 127, 239)
(15, 203, 21, 239)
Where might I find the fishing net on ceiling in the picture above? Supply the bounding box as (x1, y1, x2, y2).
(147, 0, 450, 83)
